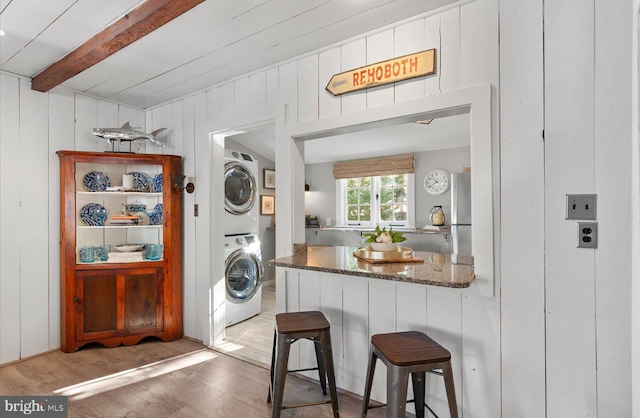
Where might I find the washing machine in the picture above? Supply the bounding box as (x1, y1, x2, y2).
(225, 233, 263, 326)
(224, 149, 259, 236)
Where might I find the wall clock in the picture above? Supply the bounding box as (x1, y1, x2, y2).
(424, 169, 450, 195)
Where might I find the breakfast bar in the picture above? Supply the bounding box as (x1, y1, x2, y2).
(270, 245, 475, 288)
(269, 245, 499, 417)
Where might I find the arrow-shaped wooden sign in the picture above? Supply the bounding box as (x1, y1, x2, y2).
(326, 49, 436, 96)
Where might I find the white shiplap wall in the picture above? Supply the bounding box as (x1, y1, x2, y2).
(0, 0, 634, 417)
(0, 75, 146, 363)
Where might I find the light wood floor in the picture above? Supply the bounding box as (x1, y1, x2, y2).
(0, 284, 388, 417)
(211, 282, 277, 368)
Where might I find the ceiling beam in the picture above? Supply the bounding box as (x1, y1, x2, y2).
(31, 0, 204, 92)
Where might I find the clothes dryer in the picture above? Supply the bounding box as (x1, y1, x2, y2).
(224, 149, 259, 236)
(224, 234, 263, 326)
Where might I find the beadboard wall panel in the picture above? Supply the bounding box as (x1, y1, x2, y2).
(74, 95, 99, 152)
(265, 67, 280, 109)
(394, 18, 427, 103)
(234, 77, 251, 115)
(181, 96, 198, 339)
(285, 269, 491, 417)
(365, 29, 395, 109)
(278, 61, 298, 124)
(297, 272, 321, 374)
(249, 71, 267, 110)
(18, 79, 50, 358)
(498, 0, 546, 417)
(426, 289, 462, 415)
(439, 8, 461, 93)
(545, 1, 598, 417)
(341, 277, 370, 393)
(368, 280, 398, 406)
(0, 80, 146, 363)
(340, 38, 367, 115)
(48, 88, 75, 350)
(459, 0, 498, 89)
(318, 48, 342, 119)
(0, 73, 22, 364)
(319, 273, 345, 387)
(297, 55, 319, 123)
(192, 91, 210, 342)
(593, 0, 633, 415)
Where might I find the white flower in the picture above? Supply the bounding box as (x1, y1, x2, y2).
(377, 232, 392, 243)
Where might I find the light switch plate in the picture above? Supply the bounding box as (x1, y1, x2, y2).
(566, 194, 597, 220)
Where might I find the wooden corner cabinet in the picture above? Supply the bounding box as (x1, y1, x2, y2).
(57, 151, 183, 352)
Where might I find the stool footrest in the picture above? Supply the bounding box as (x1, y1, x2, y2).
(366, 400, 439, 417)
(281, 399, 332, 410)
(288, 367, 320, 373)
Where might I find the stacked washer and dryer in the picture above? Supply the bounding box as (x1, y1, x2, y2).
(224, 149, 264, 327)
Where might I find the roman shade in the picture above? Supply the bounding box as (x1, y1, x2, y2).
(332, 154, 414, 179)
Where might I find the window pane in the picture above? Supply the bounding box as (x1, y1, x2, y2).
(360, 177, 371, 187)
(394, 175, 407, 186)
(347, 189, 358, 204)
(347, 178, 358, 188)
(394, 187, 407, 203)
(360, 206, 371, 221)
(380, 176, 392, 186)
(394, 204, 407, 221)
(359, 188, 371, 203)
(347, 206, 359, 221)
(380, 188, 392, 203)
(380, 205, 392, 221)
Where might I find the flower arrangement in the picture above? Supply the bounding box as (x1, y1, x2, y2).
(363, 225, 407, 244)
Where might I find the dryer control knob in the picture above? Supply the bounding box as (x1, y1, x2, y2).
(236, 237, 245, 245)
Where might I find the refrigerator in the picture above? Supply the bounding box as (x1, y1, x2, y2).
(450, 172, 472, 256)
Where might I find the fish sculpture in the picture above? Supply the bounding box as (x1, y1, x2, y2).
(92, 122, 166, 148)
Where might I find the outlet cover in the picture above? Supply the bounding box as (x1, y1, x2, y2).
(566, 194, 597, 220)
(578, 222, 598, 248)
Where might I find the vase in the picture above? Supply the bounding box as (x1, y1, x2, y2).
(370, 242, 398, 251)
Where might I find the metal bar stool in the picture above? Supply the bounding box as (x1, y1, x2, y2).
(361, 331, 458, 418)
(266, 310, 339, 418)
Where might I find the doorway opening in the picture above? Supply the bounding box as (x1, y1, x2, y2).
(209, 122, 277, 369)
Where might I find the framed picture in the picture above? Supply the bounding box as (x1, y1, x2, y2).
(263, 169, 276, 189)
(261, 195, 275, 215)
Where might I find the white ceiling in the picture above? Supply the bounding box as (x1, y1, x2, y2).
(230, 112, 470, 164)
(0, 0, 456, 109)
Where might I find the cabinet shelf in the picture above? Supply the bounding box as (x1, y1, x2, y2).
(77, 191, 162, 197)
(57, 150, 183, 352)
(77, 259, 162, 266)
(77, 225, 163, 230)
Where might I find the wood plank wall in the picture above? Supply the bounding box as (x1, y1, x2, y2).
(0, 75, 146, 363)
(0, 0, 634, 416)
(544, 1, 633, 417)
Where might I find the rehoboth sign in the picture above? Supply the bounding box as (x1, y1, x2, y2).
(325, 49, 436, 96)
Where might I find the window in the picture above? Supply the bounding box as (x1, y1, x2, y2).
(337, 174, 415, 228)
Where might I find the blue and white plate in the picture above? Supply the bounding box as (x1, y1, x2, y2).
(149, 203, 163, 225)
(80, 203, 107, 226)
(83, 171, 111, 192)
(153, 173, 163, 192)
(148, 211, 162, 225)
(128, 172, 149, 191)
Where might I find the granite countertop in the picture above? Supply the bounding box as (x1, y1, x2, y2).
(317, 226, 451, 235)
(269, 245, 474, 288)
